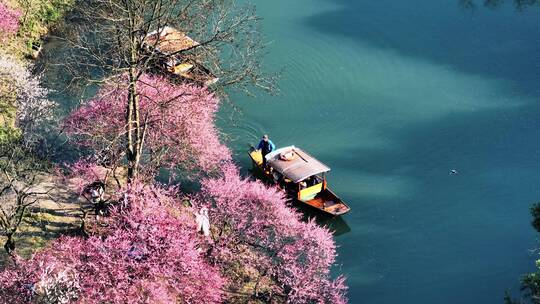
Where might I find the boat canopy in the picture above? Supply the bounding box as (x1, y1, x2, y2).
(143, 26, 219, 85)
(266, 146, 330, 183)
(144, 26, 199, 54)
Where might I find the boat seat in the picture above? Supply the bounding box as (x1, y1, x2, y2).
(299, 183, 323, 201)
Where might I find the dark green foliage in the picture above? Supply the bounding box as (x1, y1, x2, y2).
(510, 203, 540, 304)
(521, 267, 540, 304)
(16, 0, 75, 54)
(531, 203, 540, 233)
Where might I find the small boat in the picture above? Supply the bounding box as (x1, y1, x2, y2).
(143, 26, 219, 86)
(248, 145, 351, 216)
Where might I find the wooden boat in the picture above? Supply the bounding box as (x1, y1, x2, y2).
(248, 145, 351, 216)
(143, 26, 219, 86)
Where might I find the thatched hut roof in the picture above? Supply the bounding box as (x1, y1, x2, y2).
(145, 26, 200, 54)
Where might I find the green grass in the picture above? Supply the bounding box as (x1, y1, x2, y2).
(4, 0, 74, 58)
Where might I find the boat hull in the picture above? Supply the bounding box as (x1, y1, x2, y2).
(248, 148, 350, 216)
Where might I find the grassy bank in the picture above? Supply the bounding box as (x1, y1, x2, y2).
(1, 0, 73, 132)
(3, 0, 74, 59)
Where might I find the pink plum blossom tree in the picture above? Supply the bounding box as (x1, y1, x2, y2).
(202, 164, 348, 303)
(62, 74, 230, 178)
(0, 183, 225, 303)
(0, 1, 21, 37)
(7, 75, 348, 302)
(7, 53, 347, 303)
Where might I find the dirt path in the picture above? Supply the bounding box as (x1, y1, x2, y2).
(0, 175, 87, 265)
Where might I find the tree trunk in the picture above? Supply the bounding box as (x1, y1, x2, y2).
(126, 8, 141, 181)
(126, 71, 137, 181)
(4, 232, 15, 255)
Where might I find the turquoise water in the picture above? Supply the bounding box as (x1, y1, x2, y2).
(223, 1, 540, 303)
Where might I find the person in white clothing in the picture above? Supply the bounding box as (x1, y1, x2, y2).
(195, 207, 210, 237)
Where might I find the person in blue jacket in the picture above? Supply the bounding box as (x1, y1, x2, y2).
(257, 134, 275, 168)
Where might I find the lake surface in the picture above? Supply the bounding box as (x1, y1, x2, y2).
(222, 1, 540, 303)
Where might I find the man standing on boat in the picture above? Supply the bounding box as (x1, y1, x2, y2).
(258, 134, 275, 169)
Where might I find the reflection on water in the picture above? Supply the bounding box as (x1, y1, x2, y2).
(315, 214, 351, 237)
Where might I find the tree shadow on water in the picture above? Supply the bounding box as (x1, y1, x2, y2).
(302, 0, 540, 94)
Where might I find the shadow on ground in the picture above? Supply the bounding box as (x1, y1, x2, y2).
(0, 177, 88, 267)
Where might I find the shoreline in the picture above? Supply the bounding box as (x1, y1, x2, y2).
(2, 0, 74, 61)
